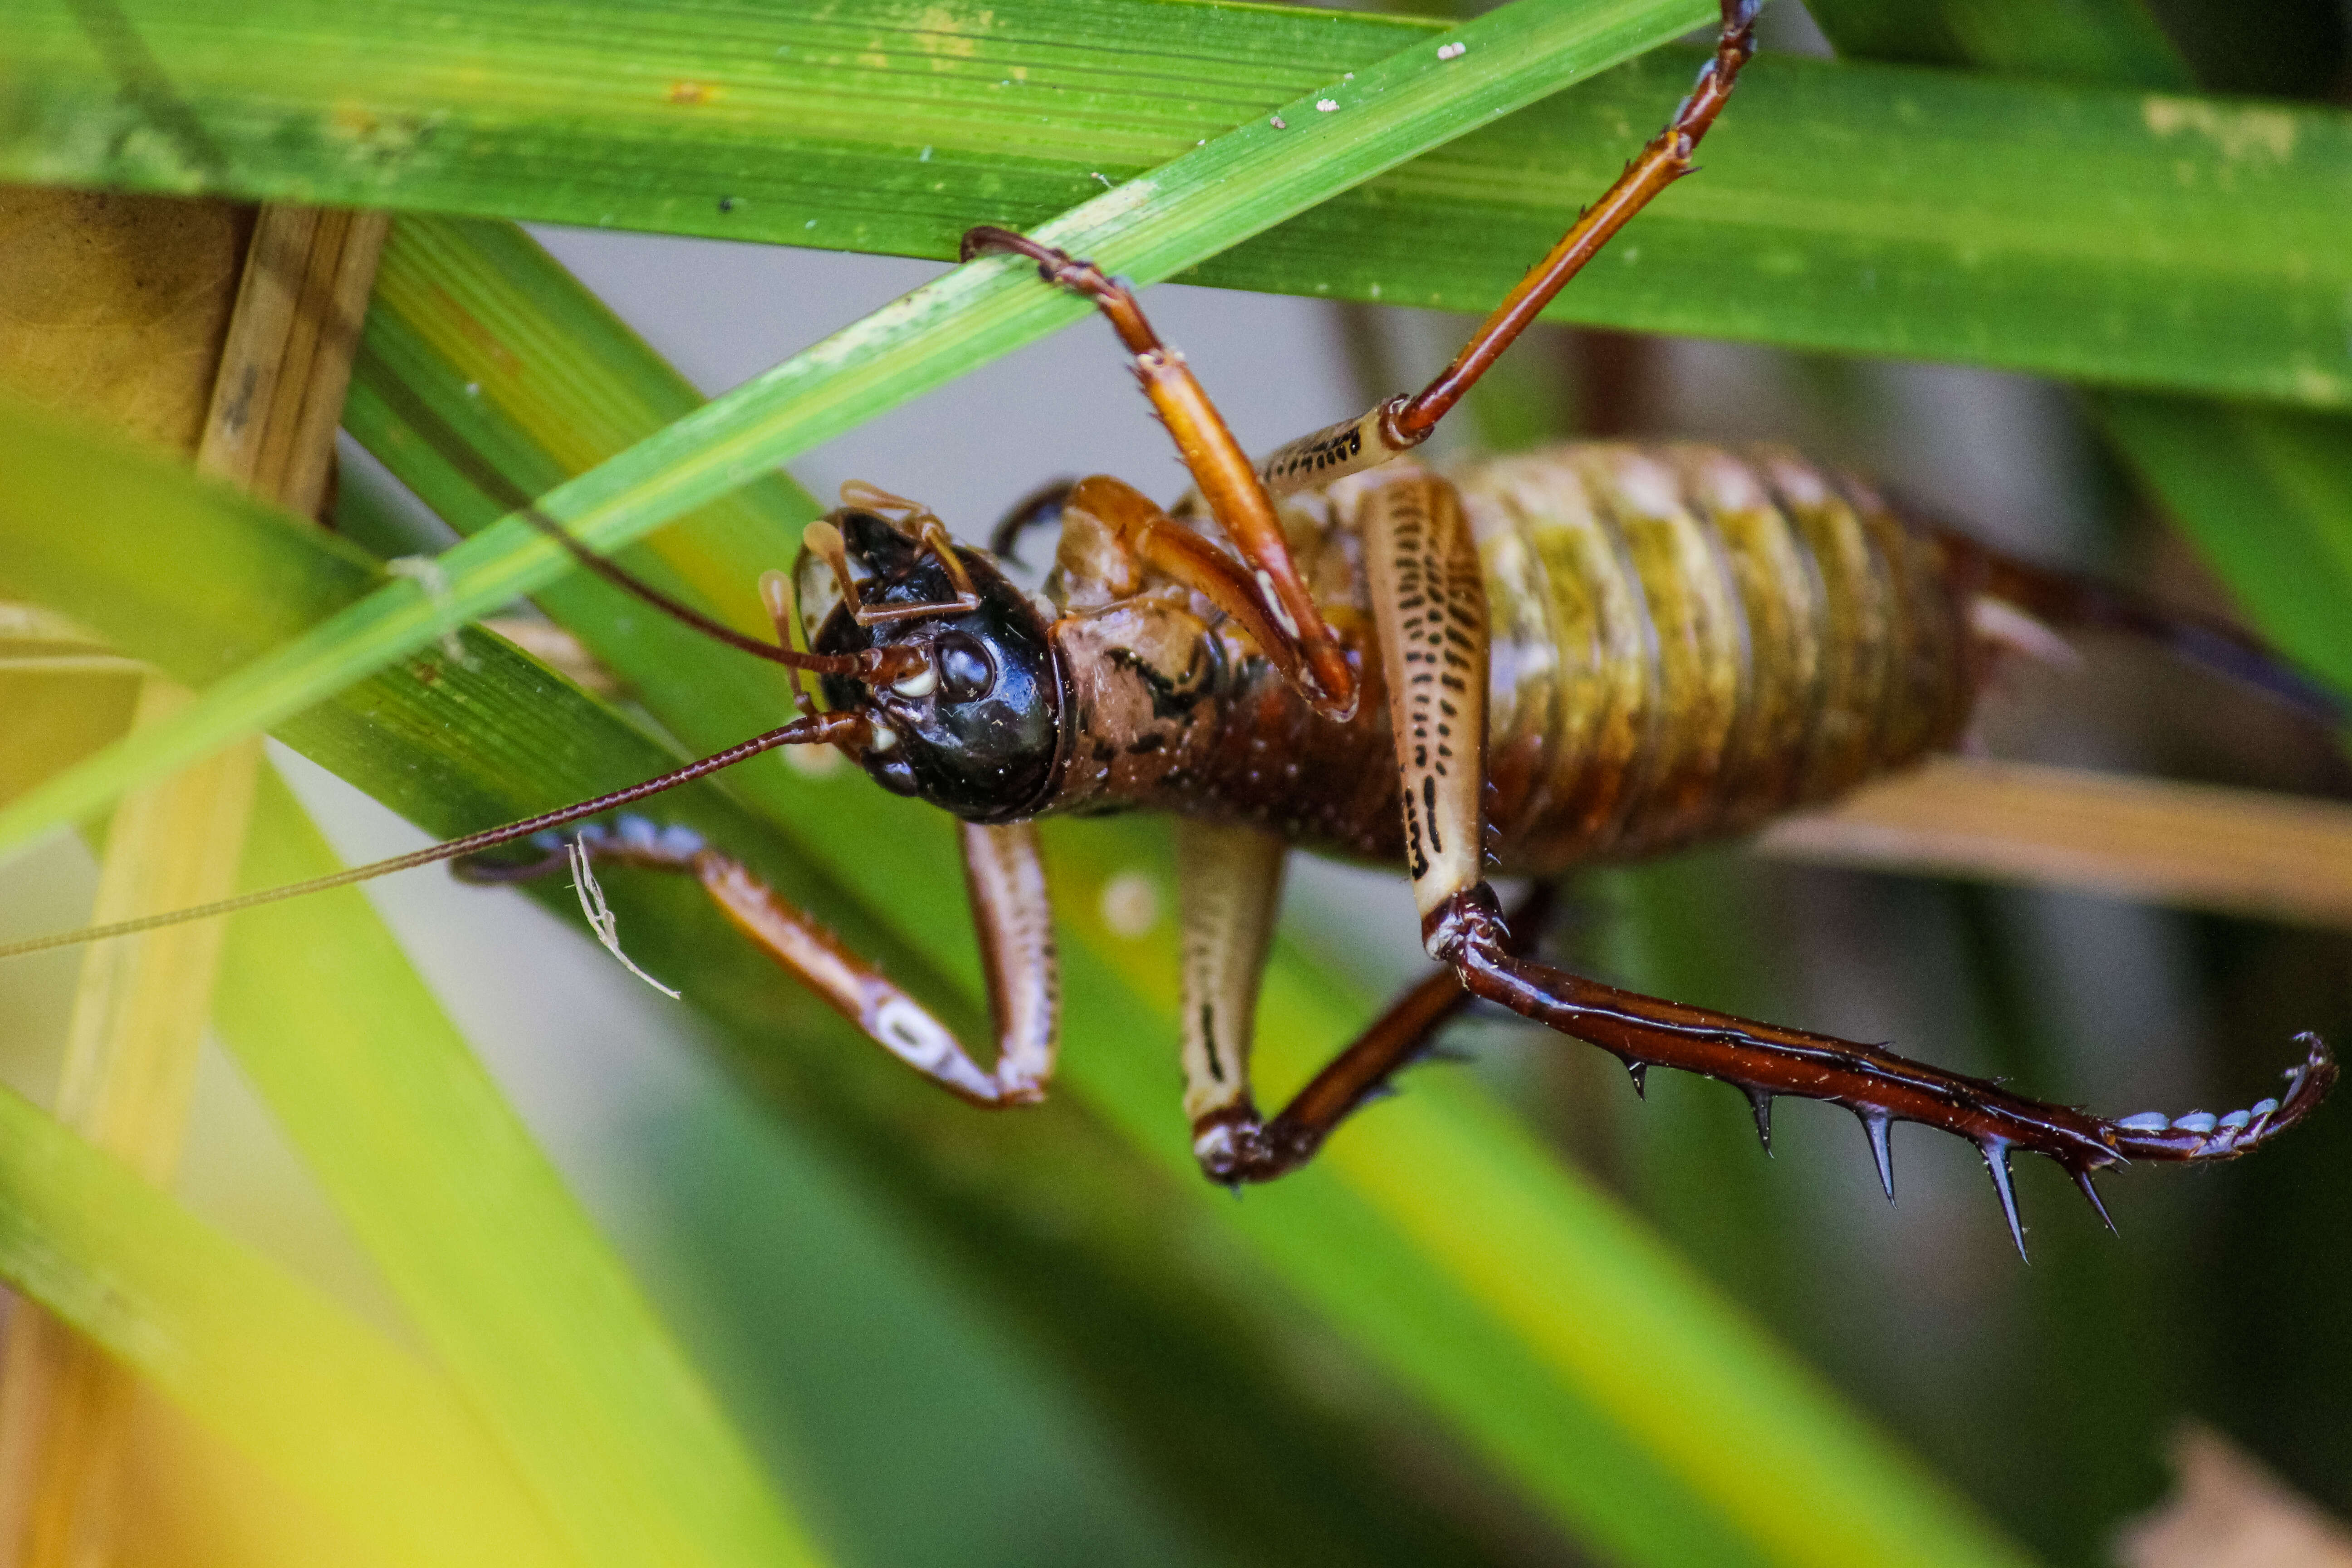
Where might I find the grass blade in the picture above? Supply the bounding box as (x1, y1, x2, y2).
(2093, 396, 2352, 697)
(0, 1073, 568, 1565)
(0, 0, 1712, 861)
(1800, 0, 2352, 725)
(211, 767, 825, 1568)
(6, 4, 2349, 407)
(0, 420, 820, 1558)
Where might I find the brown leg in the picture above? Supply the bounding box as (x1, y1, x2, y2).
(1186, 467, 1514, 1182)
(1422, 884, 2337, 1257)
(1054, 475, 1334, 697)
(959, 225, 1358, 723)
(1250, 0, 1765, 497)
(461, 816, 1059, 1107)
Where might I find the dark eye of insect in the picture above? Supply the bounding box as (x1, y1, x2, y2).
(935, 634, 995, 704)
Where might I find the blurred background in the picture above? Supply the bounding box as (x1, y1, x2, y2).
(2, 0, 2350, 1563)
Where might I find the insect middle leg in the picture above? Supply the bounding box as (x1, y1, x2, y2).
(1177, 814, 1553, 1182)
(462, 815, 1058, 1106)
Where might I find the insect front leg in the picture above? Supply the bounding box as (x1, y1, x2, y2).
(959, 225, 1357, 722)
(1341, 472, 2335, 1255)
(461, 815, 1059, 1107)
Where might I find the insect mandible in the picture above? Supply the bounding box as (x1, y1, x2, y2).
(19, 0, 2338, 1256)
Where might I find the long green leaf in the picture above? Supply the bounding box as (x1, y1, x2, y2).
(2095, 396, 2352, 695)
(0, 0, 1711, 860)
(0, 1069, 566, 1565)
(351, 212, 2034, 1568)
(7, 2, 2350, 407)
(213, 769, 823, 1568)
(1801, 0, 2352, 714)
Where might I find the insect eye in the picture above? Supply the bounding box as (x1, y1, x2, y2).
(936, 634, 995, 703)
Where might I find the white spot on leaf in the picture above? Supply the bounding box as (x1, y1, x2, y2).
(2142, 96, 2296, 161)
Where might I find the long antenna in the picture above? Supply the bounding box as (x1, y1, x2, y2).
(509, 499, 910, 681)
(353, 350, 913, 683)
(0, 709, 862, 961)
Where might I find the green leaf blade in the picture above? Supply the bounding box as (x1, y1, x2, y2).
(8, 2, 2351, 404)
(0, 1070, 569, 1566)
(214, 770, 827, 1568)
(0, 0, 1716, 858)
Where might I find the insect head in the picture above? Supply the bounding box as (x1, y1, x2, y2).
(800, 502, 1067, 821)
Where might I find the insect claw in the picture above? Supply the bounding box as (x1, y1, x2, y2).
(1980, 1140, 2028, 1261)
(1746, 1088, 1774, 1156)
(2070, 1164, 2117, 1235)
(1626, 1061, 1648, 1100)
(1857, 1109, 1895, 1204)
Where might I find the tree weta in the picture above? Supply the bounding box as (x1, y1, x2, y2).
(16, 0, 2336, 1256)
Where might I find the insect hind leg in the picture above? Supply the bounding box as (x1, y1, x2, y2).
(1421, 884, 2337, 1259)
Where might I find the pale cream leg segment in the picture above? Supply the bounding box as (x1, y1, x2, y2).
(610, 824, 1061, 1107)
(1174, 818, 1288, 1148)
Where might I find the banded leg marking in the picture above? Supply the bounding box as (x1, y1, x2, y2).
(1352, 468, 1491, 922)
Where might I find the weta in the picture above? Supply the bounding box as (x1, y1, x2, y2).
(17, 0, 2336, 1256)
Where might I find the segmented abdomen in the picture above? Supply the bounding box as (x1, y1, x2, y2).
(1456, 443, 1979, 874)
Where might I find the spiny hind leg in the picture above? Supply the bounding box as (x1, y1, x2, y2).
(1343, 436, 2338, 1254)
(1423, 884, 2335, 1257)
(459, 815, 1059, 1107)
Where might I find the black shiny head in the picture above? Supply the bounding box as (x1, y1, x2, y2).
(808, 507, 1065, 821)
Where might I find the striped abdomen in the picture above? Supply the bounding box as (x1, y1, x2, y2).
(1457, 443, 1980, 874)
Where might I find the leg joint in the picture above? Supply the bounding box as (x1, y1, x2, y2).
(1420, 882, 1508, 965)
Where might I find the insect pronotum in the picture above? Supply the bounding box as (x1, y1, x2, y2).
(11, 0, 2337, 1258)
